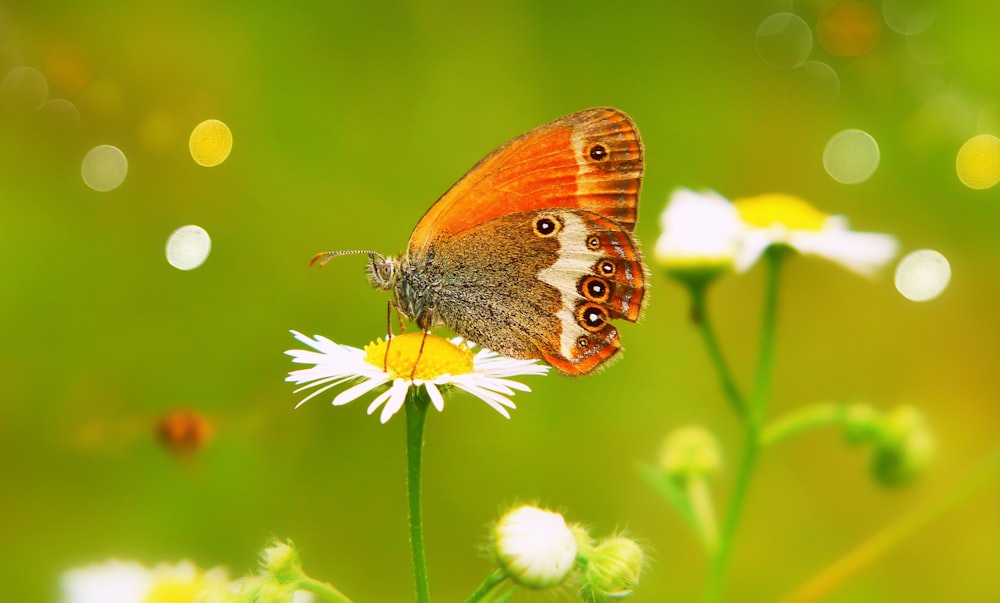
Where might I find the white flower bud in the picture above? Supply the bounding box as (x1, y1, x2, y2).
(493, 505, 578, 589)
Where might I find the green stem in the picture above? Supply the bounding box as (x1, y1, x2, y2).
(298, 576, 355, 603)
(690, 282, 747, 421)
(705, 248, 785, 603)
(750, 248, 784, 422)
(406, 388, 431, 603)
(705, 430, 759, 603)
(463, 568, 508, 603)
(687, 477, 720, 555)
(761, 402, 841, 448)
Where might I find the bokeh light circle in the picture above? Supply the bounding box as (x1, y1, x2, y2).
(895, 249, 951, 302)
(786, 61, 840, 108)
(882, 0, 936, 36)
(755, 13, 813, 69)
(823, 129, 880, 184)
(166, 225, 212, 271)
(189, 119, 233, 167)
(817, 0, 882, 57)
(39, 98, 81, 131)
(81, 145, 128, 192)
(0, 66, 48, 113)
(956, 134, 1000, 190)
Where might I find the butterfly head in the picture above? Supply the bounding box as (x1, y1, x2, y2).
(365, 252, 399, 291)
(310, 248, 399, 291)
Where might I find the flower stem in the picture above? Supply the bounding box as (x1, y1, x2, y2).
(687, 477, 720, 555)
(705, 248, 785, 603)
(690, 282, 747, 422)
(463, 568, 507, 603)
(298, 576, 355, 603)
(751, 248, 784, 422)
(406, 387, 431, 603)
(761, 402, 841, 448)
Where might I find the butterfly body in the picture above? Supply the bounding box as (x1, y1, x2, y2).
(348, 108, 647, 375)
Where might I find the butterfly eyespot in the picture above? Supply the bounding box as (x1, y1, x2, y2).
(577, 336, 590, 348)
(580, 276, 610, 303)
(597, 260, 617, 276)
(589, 144, 608, 161)
(533, 215, 561, 237)
(586, 235, 601, 250)
(577, 303, 607, 332)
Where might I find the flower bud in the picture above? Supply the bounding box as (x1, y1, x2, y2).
(579, 535, 645, 602)
(493, 505, 578, 589)
(871, 405, 935, 487)
(840, 403, 881, 444)
(658, 426, 722, 482)
(260, 539, 302, 585)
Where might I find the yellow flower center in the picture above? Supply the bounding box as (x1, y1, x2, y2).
(364, 333, 474, 380)
(144, 580, 204, 603)
(733, 194, 829, 231)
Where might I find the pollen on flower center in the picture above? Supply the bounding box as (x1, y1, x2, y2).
(364, 333, 474, 380)
(734, 193, 829, 231)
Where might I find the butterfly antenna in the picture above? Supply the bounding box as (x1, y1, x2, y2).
(309, 249, 386, 268)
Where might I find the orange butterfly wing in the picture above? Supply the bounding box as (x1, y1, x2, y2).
(401, 108, 645, 375)
(406, 107, 643, 253)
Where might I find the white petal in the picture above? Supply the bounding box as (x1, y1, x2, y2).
(790, 227, 898, 278)
(333, 376, 389, 406)
(425, 383, 445, 412)
(379, 381, 411, 423)
(294, 377, 354, 408)
(366, 387, 396, 417)
(734, 229, 775, 272)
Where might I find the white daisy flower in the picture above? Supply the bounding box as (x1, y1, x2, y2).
(655, 189, 898, 280)
(285, 331, 549, 424)
(60, 559, 229, 603)
(732, 193, 899, 278)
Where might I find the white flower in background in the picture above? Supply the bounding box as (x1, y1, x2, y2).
(732, 193, 898, 278)
(493, 505, 579, 589)
(61, 560, 228, 603)
(286, 331, 549, 423)
(656, 189, 898, 279)
(655, 189, 743, 281)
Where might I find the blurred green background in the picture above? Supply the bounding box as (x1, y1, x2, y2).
(2, 1, 999, 601)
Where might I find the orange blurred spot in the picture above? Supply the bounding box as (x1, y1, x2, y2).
(817, 0, 881, 57)
(46, 42, 93, 91)
(156, 409, 214, 455)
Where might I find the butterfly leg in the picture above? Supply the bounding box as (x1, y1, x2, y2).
(409, 328, 431, 381)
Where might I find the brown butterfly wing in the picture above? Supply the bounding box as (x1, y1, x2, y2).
(407, 107, 643, 250)
(402, 108, 646, 375)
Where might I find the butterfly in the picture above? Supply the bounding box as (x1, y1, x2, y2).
(313, 107, 647, 375)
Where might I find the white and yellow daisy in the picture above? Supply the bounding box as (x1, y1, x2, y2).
(285, 331, 549, 423)
(733, 193, 898, 278)
(60, 559, 229, 603)
(656, 189, 898, 280)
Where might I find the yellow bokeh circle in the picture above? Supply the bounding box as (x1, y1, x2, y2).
(956, 134, 1000, 190)
(188, 119, 233, 167)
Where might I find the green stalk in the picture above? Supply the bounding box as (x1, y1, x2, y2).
(463, 568, 507, 603)
(690, 282, 747, 421)
(705, 248, 785, 603)
(297, 576, 355, 603)
(406, 388, 431, 603)
(761, 402, 841, 447)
